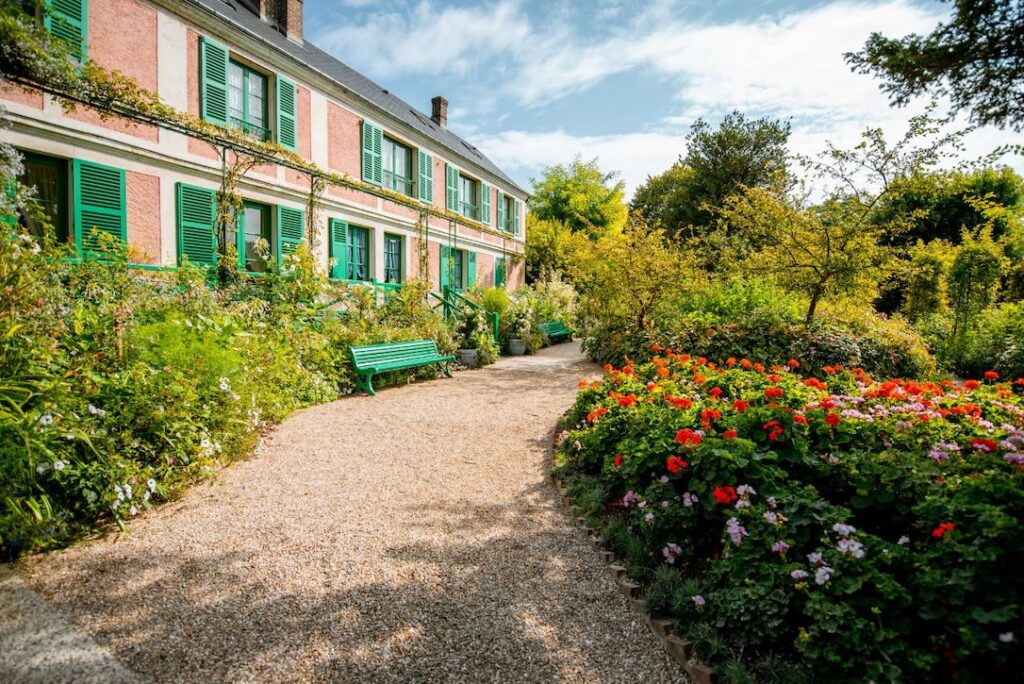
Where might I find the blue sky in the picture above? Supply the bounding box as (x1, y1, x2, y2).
(306, 0, 1024, 197)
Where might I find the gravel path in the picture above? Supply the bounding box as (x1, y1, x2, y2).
(14, 342, 686, 683)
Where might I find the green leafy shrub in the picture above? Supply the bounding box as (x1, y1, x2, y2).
(583, 277, 936, 379)
(555, 353, 1023, 681)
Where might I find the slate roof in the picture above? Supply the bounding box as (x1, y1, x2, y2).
(187, 0, 526, 195)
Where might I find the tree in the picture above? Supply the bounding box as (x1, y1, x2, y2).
(523, 215, 593, 284)
(846, 0, 1024, 131)
(948, 228, 1005, 337)
(721, 110, 971, 323)
(678, 110, 791, 236)
(576, 215, 694, 346)
(630, 163, 695, 236)
(529, 156, 627, 236)
(872, 167, 1024, 247)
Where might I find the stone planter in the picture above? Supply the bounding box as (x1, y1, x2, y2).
(458, 348, 479, 368)
(508, 338, 527, 356)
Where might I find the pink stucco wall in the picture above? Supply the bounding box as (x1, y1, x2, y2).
(508, 258, 524, 290)
(477, 252, 495, 288)
(67, 0, 158, 142)
(432, 156, 446, 211)
(427, 240, 441, 289)
(0, 84, 44, 110)
(327, 102, 360, 177)
(126, 171, 161, 264)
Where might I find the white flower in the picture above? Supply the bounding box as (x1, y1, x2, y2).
(790, 569, 809, 580)
(87, 404, 106, 418)
(53, 460, 68, 472)
(737, 484, 756, 496)
(36, 462, 50, 475)
(123, 483, 132, 500)
(815, 566, 833, 585)
(999, 632, 1014, 643)
(897, 535, 910, 545)
(219, 377, 232, 392)
(837, 538, 865, 559)
(832, 523, 857, 537)
(147, 478, 157, 493)
(129, 505, 138, 516)
(38, 413, 54, 426)
(808, 552, 823, 565)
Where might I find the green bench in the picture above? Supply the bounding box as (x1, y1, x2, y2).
(539, 321, 573, 344)
(349, 340, 454, 396)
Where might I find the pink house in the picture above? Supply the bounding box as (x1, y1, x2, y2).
(3, 0, 527, 289)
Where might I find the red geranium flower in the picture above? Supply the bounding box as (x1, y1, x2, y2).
(793, 414, 808, 425)
(787, 359, 800, 368)
(667, 456, 689, 474)
(764, 386, 784, 399)
(723, 429, 738, 439)
(825, 412, 840, 427)
(931, 522, 955, 538)
(650, 343, 662, 352)
(618, 394, 638, 408)
(613, 454, 623, 468)
(964, 380, 980, 390)
(726, 357, 737, 367)
(768, 374, 782, 383)
(713, 486, 738, 505)
(732, 399, 749, 413)
(675, 428, 703, 448)
(709, 386, 723, 398)
(646, 382, 656, 391)
(984, 370, 999, 380)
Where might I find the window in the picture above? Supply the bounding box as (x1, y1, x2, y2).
(499, 194, 515, 233)
(384, 233, 402, 283)
(20, 0, 88, 60)
(224, 201, 271, 272)
(16, 151, 69, 244)
(348, 226, 370, 281)
(452, 248, 464, 289)
(382, 138, 414, 197)
(459, 175, 478, 221)
(228, 60, 269, 141)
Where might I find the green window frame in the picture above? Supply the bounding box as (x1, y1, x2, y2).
(382, 137, 414, 197)
(494, 256, 507, 287)
(176, 182, 217, 268)
(498, 194, 515, 233)
(452, 247, 465, 290)
(383, 233, 402, 284)
(228, 59, 269, 141)
(224, 201, 271, 273)
(459, 175, 478, 221)
(347, 225, 370, 281)
(16, 150, 70, 245)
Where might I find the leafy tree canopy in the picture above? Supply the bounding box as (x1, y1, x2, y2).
(630, 111, 791, 240)
(846, 0, 1024, 131)
(872, 166, 1024, 246)
(528, 156, 627, 236)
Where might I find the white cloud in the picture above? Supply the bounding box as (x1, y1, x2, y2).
(314, 1, 530, 78)
(475, 130, 686, 197)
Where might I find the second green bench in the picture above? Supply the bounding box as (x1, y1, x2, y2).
(349, 340, 454, 396)
(538, 321, 573, 344)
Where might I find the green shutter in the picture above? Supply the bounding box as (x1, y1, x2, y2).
(480, 183, 491, 225)
(276, 75, 297, 151)
(467, 251, 477, 288)
(329, 217, 348, 279)
(199, 36, 229, 126)
(175, 183, 216, 267)
(513, 200, 521, 236)
(276, 205, 304, 264)
(72, 159, 125, 255)
(439, 245, 450, 289)
(46, 0, 88, 60)
(417, 150, 433, 202)
(1, 176, 17, 227)
(361, 121, 382, 185)
(495, 257, 506, 287)
(496, 191, 505, 232)
(445, 164, 459, 211)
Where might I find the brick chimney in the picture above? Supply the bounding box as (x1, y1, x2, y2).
(261, 0, 303, 42)
(431, 96, 448, 128)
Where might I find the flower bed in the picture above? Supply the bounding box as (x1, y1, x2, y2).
(554, 350, 1024, 682)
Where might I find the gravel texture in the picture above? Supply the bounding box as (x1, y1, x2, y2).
(15, 342, 687, 683)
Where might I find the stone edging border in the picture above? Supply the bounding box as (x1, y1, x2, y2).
(551, 473, 716, 684)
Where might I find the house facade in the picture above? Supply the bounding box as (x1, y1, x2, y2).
(2, 0, 527, 290)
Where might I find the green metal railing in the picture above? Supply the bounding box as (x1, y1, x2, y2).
(438, 285, 500, 343)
